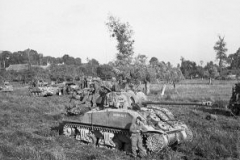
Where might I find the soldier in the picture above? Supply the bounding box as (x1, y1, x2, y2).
(83, 77, 88, 88)
(129, 116, 147, 158)
(96, 85, 111, 110)
(66, 88, 92, 115)
(111, 77, 121, 92)
(88, 83, 98, 108)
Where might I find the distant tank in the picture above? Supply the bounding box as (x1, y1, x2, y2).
(29, 86, 59, 97)
(0, 82, 13, 92)
(228, 83, 240, 116)
(60, 90, 193, 153)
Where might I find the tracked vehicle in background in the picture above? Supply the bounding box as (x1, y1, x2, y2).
(60, 90, 194, 153)
(0, 82, 13, 92)
(29, 86, 60, 96)
(228, 83, 240, 116)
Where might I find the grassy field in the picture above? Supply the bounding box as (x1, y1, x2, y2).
(0, 81, 239, 160)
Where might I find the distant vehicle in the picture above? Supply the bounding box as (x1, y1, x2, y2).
(0, 81, 13, 92)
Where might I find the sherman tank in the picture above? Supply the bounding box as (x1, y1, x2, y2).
(60, 90, 195, 153)
(228, 83, 240, 116)
(61, 107, 193, 153)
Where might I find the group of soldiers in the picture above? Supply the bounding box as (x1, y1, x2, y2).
(65, 76, 139, 114)
(65, 77, 148, 159)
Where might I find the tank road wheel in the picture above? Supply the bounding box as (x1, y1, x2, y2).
(146, 134, 168, 153)
(88, 133, 97, 145)
(63, 125, 75, 137)
(173, 122, 193, 142)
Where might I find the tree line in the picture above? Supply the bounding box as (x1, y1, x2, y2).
(180, 36, 240, 80)
(0, 49, 82, 68)
(1, 16, 240, 85)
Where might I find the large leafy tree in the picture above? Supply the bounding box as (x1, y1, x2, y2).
(49, 65, 79, 81)
(85, 58, 99, 77)
(214, 36, 228, 73)
(62, 54, 75, 65)
(204, 61, 219, 84)
(149, 57, 159, 67)
(180, 58, 198, 79)
(96, 64, 114, 80)
(106, 15, 134, 66)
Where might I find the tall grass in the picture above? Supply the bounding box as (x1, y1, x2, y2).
(0, 82, 239, 159)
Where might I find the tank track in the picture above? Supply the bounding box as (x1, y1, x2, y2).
(62, 122, 131, 149)
(29, 91, 44, 97)
(62, 122, 129, 135)
(61, 121, 169, 153)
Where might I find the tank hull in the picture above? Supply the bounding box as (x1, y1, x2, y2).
(61, 108, 193, 153)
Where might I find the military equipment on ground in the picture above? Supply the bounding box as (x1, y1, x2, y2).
(0, 82, 13, 92)
(65, 82, 79, 95)
(29, 86, 59, 97)
(228, 83, 240, 116)
(60, 90, 193, 153)
(61, 107, 192, 153)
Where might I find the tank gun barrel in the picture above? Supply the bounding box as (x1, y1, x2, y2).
(142, 101, 212, 106)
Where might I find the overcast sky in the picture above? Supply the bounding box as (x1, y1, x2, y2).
(1, 0, 240, 66)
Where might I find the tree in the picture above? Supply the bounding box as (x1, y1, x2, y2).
(228, 48, 240, 69)
(106, 15, 135, 66)
(32, 67, 50, 81)
(88, 58, 99, 66)
(49, 65, 78, 81)
(134, 54, 147, 66)
(96, 64, 114, 80)
(214, 35, 228, 74)
(180, 59, 198, 79)
(149, 57, 159, 67)
(169, 67, 184, 89)
(204, 61, 219, 84)
(196, 66, 204, 79)
(84, 58, 99, 77)
(62, 54, 75, 65)
(75, 58, 82, 66)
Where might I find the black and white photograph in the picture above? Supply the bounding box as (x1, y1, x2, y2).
(0, 0, 240, 160)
